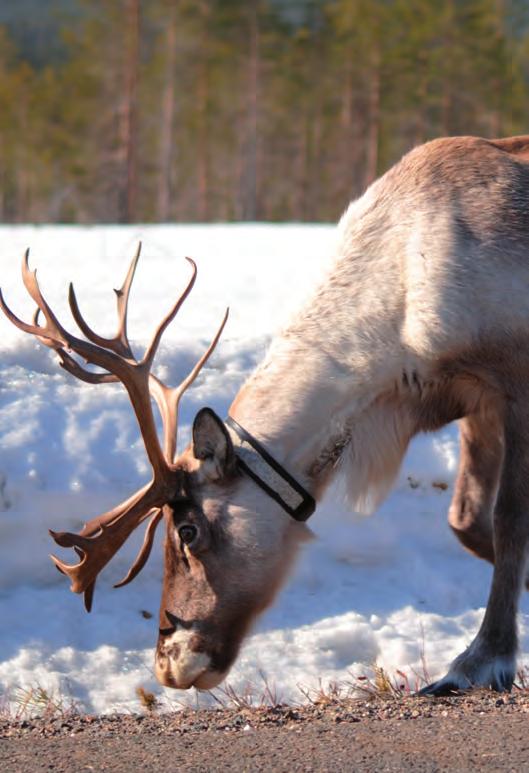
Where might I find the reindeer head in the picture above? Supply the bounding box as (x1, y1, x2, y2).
(154, 409, 311, 688)
(0, 249, 310, 689)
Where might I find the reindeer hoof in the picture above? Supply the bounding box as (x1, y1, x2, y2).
(490, 669, 514, 693)
(418, 680, 464, 697)
(418, 655, 515, 696)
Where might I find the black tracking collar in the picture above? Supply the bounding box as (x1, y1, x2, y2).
(225, 416, 316, 522)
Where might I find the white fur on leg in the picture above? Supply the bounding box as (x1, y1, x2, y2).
(421, 635, 516, 695)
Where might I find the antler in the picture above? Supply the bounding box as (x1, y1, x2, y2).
(0, 246, 228, 610)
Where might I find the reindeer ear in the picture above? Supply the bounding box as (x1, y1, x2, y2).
(192, 408, 235, 477)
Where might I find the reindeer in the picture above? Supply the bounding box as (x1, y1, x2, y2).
(2, 135, 529, 695)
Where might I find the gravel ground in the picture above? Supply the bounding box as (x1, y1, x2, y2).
(2, 692, 529, 771)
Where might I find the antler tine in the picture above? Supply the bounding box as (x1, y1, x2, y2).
(48, 481, 164, 598)
(68, 243, 141, 358)
(0, 286, 64, 348)
(175, 307, 229, 398)
(113, 508, 164, 588)
(21, 250, 74, 346)
(114, 241, 141, 352)
(33, 307, 118, 385)
(0, 251, 75, 349)
(84, 582, 96, 613)
(50, 552, 96, 612)
(31, 307, 63, 350)
(148, 377, 176, 461)
(22, 249, 67, 338)
(4, 252, 127, 380)
(142, 257, 197, 369)
(148, 308, 229, 462)
(57, 352, 119, 385)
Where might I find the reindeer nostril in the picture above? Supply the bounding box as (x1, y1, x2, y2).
(189, 634, 207, 653)
(160, 610, 194, 636)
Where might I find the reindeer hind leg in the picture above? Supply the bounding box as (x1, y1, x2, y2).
(448, 410, 503, 565)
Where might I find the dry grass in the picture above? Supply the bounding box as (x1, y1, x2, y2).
(4, 660, 529, 720)
(514, 666, 529, 690)
(120, 661, 529, 714)
(135, 686, 159, 712)
(0, 683, 79, 721)
(207, 660, 432, 712)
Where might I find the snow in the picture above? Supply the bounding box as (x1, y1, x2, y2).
(0, 224, 527, 715)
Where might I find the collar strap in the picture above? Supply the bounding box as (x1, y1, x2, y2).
(225, 416, 316, 522)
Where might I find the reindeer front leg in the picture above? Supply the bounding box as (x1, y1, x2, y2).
(422, 403, 529, 695)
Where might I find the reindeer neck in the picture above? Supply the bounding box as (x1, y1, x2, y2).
(227, 171, 427, 503)
(230, 345, 332, 465)
(228, 356, 343, 499)
(229, 259, 406, 500)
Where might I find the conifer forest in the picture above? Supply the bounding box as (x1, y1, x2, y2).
(0, 0, 526, 223)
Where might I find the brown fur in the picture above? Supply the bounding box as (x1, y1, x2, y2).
(448, 411, 503, 565)
(491, 136, 529, 159)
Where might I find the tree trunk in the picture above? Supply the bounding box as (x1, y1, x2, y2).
(117, 0, 140, 223)
(364, 43, 381, 188)
(413, 68, 427, 147)
(0, 135, 5, 221)
(239, 2, 260, 221)
(16, 164, 29, 223)
(340, 54, 362, 203)
(157, 3, 177, 221)
(441, 0, 454, 135)
(196, 1, 211, 221)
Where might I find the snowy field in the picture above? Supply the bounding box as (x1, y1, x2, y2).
(0, 224, 527, 715)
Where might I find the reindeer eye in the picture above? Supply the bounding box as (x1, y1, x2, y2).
(178, 524, 198, 545)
